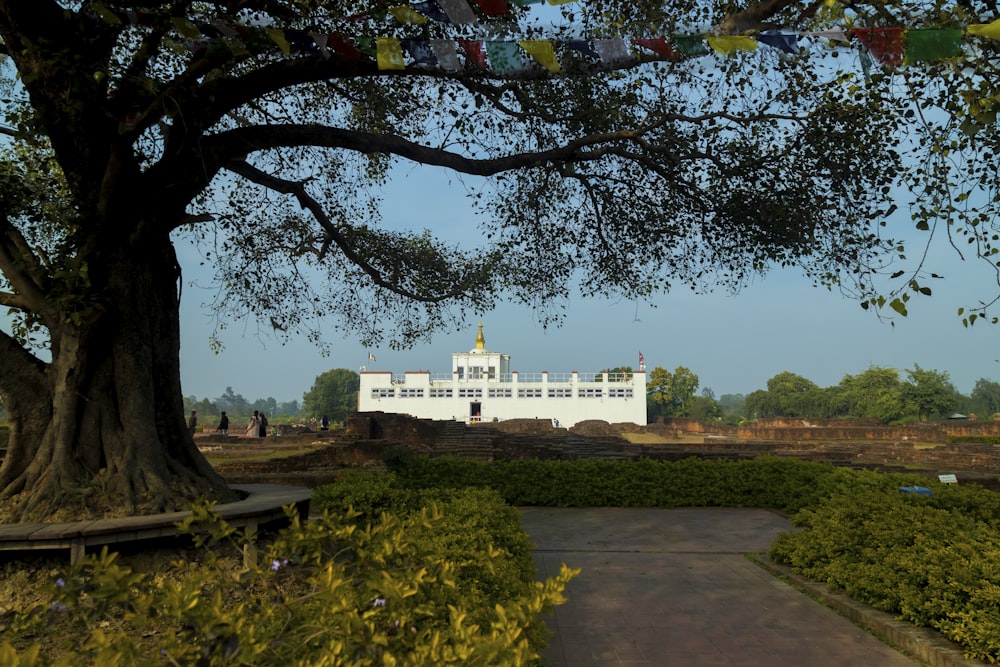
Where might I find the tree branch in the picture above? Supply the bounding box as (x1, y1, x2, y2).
(223, 158, 484, 303)
(0, 217, 54, 321)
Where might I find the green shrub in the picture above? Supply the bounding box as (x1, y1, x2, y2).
(388, 455, 844, 512)
(1, 501, 576, 666)
(771, 482, 1000, 662)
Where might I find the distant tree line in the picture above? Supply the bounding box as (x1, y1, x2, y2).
(180, 369, 361, 428)
(182, 386, 301, 425)
(126, 363, 1000, 431)
(645, 364, 1000, 425)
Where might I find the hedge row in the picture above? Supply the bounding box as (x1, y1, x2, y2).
(384, 454, 932, 513)
(770, 480, 1000, 663)
(1, 492, 575, 666)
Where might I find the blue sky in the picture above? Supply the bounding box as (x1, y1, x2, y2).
(175, 164, 1000, 405)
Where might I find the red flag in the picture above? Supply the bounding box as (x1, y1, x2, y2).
(631, 37, 679, 60)
(458, 39, 487, 68)
(849, 27, 903, 67)
(639, 351, 645, 367)
(473, 0, 509, 16)
(329, 33, 361, 61)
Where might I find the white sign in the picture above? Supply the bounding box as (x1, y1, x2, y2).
(938, 474, 958, 484)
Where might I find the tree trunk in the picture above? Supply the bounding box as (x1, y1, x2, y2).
(0, 235, 235, 523)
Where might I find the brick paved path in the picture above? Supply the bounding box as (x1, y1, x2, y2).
(520, 507, 924, 667)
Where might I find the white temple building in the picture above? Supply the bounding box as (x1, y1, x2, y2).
(357, 323, 647, 427)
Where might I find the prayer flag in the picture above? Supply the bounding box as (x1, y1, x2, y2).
(266, 28, 291, 54)
(905, 28, 962, 62)
(284, 30, 319, 54)
(376, 37, 406, 70)
(329, 34, 361, 61)
(458, 39, 487, 67)
(487, 40, 526, 73)
(402, 39, 437, 65)
(631, 37, 679, 59)
(968, 18, 1000, 41)
(389, 6, 430, 24)
(811, 30, 850, 42)
(436, 0, 479, 24)
(593, 39, 635, 65)
(430, 39, 463, 70)
(519, 39, 560, 72)
(413, 1, 452, 22)
(562, 39, 599, 59)
(474, 0, 510, 16)
(849, 27, 903, 66)
(308, 31, 330, 57)
(706, 35, 759, 54)
(639, 351, 644, 368)
(368, 353, 376, 361)
(672, 34, 709, 56)
(756, 30, 798, 54)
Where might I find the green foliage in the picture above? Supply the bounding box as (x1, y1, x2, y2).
(949, 434, 1000, 445)
(646, 366, 700, 417)
(771, 476, 1000, 663)
(970, 379, 1000, 418)
(901, 364, 959, 421)
(1, 500, 575, 666)
(301, 369, 360, 423)
(377, 455, 840, 513)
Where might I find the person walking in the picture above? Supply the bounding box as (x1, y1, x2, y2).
(217, 411, 229, 436)
(246, 410, 259, 438)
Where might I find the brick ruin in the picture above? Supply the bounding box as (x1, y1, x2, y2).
(207, 412, 1000, 488)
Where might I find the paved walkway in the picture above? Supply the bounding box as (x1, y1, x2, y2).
(520, 507, 970, 667)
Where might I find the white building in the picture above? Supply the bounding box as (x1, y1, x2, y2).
(358, 323, 647, 427)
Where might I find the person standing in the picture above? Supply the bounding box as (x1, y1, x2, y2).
(188, 410, 197, 435)
(217, 411, 229, 436)
(246, 410, 259, 438)
(320, 415, 329, 431)
(258, 412, 268, 438)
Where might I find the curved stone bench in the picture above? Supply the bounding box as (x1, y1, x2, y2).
(0, 484, 311, 565)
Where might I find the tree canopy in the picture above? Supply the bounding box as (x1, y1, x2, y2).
(1, 0, 999, 520)
(302, 368, 360, 423)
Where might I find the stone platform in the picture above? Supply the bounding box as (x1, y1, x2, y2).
(0, 484, 310, 564)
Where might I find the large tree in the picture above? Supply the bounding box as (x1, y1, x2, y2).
(0, 1, 993, 521)
(302, 368, 359, 423)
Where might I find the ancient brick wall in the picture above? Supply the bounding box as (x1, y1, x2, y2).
(735, 425, 950, 443)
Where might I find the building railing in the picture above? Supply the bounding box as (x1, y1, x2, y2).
(386, 371, 640, 385)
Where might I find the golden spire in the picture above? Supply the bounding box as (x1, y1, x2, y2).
(475, 321, 485, 350)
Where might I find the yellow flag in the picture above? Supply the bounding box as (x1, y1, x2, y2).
(376, 37, 406, 70)
(968, 18, 1000, 41)
(519, 40, 560, 73)
(389, 6, 429, 24)
(266, 28, 291, 54)
(706, 35, 758, 54)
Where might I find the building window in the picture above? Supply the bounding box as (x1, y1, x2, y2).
(488, 388, 512, 398)
(548, 388, 572, 398)
(458, 388, 483, 398)
(399, 389, 425, 398)
(580, 388, 603, 398)
(608, 388, 634, 398)
(371, 388, 395, 399)
(430, 388, 453, 398)
(457, 367, 465, 380)
(518, 388, 542, 398)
